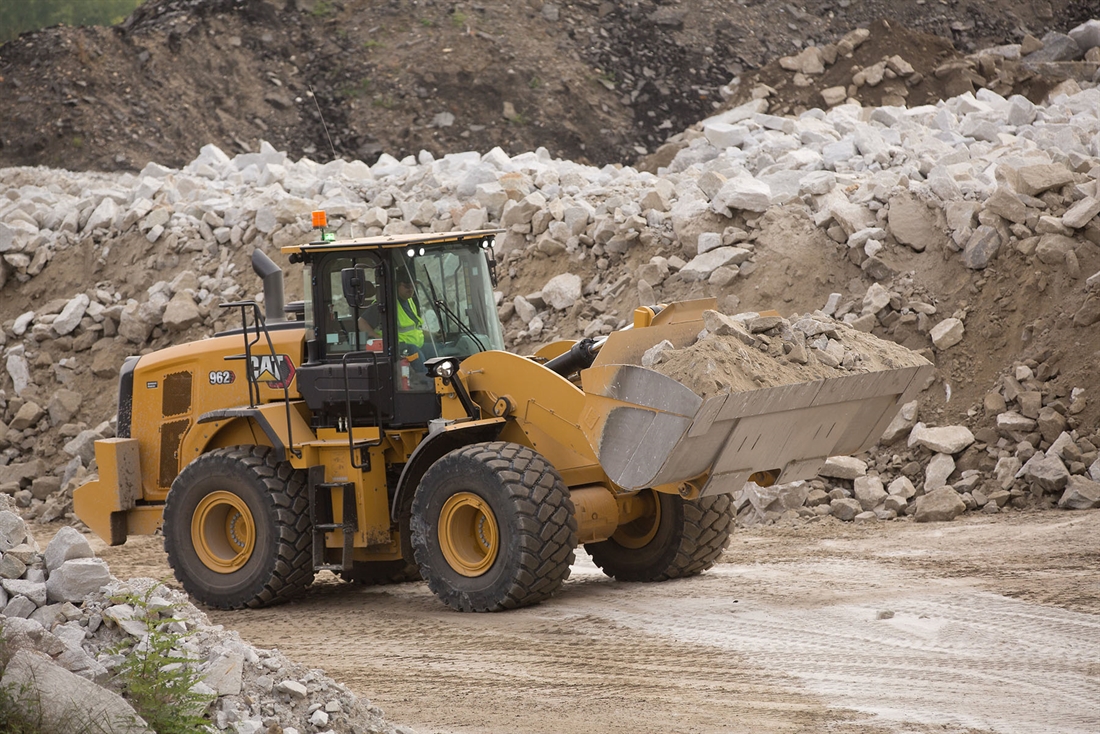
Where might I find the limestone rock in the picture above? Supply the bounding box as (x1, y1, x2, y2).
(888, 193, 940, 252)
(1018, 453, 1070, 493)
(542, 273, 582, 311)
(1058, 476, 1100, 510)
(1015, 164, 1074, 197)
(880, 400, 918, 444)
(914, 486, 966, 522)
(907, 423, 975, 454)
(925, 453, 955, 490)
(45, 558, 113, 604)
(887, 476, 916, 499)
(0, 650, 150, 733)
(853, 476, 887, 510)
(44, 526, 94, 571)
(678, 247, 751, 282)
(830, 498, 863, 521)
(819, 456, 867, 480)
(930, 318, 964, 349)
(162, 292, 201, 331)
(711, 173, 772, 213)
(53, 294, 90, 336)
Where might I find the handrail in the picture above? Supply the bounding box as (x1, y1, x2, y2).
(340, 349, 384, 470)
(220, 300, 301, 459)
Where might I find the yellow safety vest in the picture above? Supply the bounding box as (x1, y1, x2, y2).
(397, 298, 424, 348)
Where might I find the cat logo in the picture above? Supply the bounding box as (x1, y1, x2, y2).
(249, 354, 296, 389)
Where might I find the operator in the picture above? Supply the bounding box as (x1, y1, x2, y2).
(358, 271, 435, 368)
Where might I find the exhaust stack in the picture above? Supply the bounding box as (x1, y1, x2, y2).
(251, 249, 285, 324)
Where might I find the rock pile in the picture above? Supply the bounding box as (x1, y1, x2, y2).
(0, 495, 400, 734)
(2, 22, 1100, 530)
(647, 308, 929, 399)
(735, 346, 1100, 527)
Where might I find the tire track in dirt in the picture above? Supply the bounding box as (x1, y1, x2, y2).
(566, 559, 1100, 734)
(86, 512, 1100, 734)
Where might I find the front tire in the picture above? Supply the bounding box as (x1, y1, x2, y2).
(585, 490, 733, 582)
(163, 446, 314, 609)
(410, 442, 577, 612)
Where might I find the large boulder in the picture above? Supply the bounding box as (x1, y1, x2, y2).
(0, 650, 150, 734)
(1018, 453, 1070, 493)
(45, 558, 112, 604)
(541, 273, 582, 311)
(853, 475, 887, 511)
(888, 193, 941, 252)
(819, 455, 868, 480)
(914, 486, 966, 522)
(44, 526, 94, 572)
(1057, 476, 1100, 510)
(907, 423, 975, 454)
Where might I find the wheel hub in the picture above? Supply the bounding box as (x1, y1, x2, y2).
(438, 492, 499, 577)
(192, 491, 256, 574)
(611, 489, 661, 549)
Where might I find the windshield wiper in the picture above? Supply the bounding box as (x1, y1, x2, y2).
(434, 299, 486, 352)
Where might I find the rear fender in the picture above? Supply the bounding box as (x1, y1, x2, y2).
(185, 400, 315, 467)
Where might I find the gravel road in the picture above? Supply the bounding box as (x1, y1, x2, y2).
(90, 510, 1100, 734)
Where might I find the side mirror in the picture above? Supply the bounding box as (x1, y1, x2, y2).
(341, 267, 374, 308)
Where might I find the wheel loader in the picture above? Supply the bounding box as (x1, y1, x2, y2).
(74, 221, 933, 612)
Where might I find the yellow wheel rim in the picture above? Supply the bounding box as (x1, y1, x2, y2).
(612, 489, 661, 549)
(438, 492, 499, 577)
(192, 491, 256, 574)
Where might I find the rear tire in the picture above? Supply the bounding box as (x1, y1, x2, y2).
(585, 490, 732, 582)
(163, 446, 314, 609)
(410, 441, 577, 612)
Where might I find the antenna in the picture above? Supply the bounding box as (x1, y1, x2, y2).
(308, 83, 339, 161)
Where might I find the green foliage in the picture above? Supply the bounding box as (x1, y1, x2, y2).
(109, 587, 215, 734)
(0, 0, 145, 44)
(529, 75, 542, 90)
(363, 39, 384, 49)
(311, 1, 334, 18)
(372, 95, 398, 109)
(451, 10, 468, 27)
(340, 77, 372, 98)
(419, 17, 433, 27)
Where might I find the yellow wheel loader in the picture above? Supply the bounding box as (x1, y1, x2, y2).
(74, 224, 932, 612)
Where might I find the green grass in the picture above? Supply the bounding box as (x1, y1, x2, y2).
(451, 10, 467, 27)
(419, 17, 432, 27)
(363, 39, 384, 49)
(311, 1, 334, 18)
(341, 77, 372, 97)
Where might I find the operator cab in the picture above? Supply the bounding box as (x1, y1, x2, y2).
(286, 229, 504, 429)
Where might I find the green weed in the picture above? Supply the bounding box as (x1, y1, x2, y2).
(108, 586, 215, 734)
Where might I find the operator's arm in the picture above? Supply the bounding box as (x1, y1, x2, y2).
(359, 304, 381, 339)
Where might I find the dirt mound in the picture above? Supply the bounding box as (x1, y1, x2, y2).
(649, 309, 929, 398)
(0, 0, 1093, 173)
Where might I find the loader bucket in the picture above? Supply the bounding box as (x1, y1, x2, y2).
(578, 306, 934, 497)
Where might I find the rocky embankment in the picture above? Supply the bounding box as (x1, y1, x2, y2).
(0, 494, 401, 733)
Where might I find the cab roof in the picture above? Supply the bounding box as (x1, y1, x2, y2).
(280, 228, 502, 255)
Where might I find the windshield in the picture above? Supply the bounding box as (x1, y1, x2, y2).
(393, 243, 504, 360)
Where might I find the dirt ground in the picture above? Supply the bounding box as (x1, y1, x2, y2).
(62, 509, 1100, 734)
(1, 0, 1095, 172)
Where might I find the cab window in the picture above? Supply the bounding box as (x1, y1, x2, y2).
(319, 254, 384, 356)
